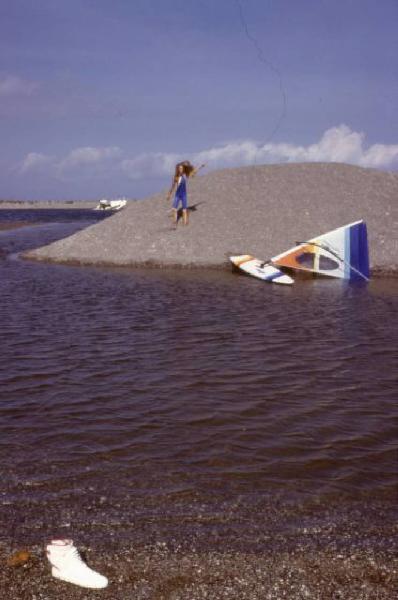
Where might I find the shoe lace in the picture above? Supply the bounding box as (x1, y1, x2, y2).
(65, 545, 85, 565)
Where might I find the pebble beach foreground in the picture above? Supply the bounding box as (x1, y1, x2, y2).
(2, 496, 397, 599)
(24, 162, 398, 275)
(2, 545, 396, 599)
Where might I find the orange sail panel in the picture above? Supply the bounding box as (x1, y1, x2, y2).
(273, 244, 318, 271)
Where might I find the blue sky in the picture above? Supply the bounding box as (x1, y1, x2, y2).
(1, 0, 397, 200)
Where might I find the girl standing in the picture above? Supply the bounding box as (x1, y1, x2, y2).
(167, 161, 205, 226)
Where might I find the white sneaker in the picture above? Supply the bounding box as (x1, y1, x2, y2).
(46, 539, 108, 589)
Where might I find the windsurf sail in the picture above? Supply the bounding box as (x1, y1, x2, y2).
(271, 220, 370, 281)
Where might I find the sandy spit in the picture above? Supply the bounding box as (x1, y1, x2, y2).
(0, 222, 35, 231)
(24, 163, 398, 274)
(0, 200, 98, 210)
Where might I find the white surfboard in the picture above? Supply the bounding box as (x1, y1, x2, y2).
(230, 255, 294, 285)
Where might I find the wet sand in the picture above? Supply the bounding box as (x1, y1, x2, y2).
(24, 163, 398, 275)
(2, 497, 397, 599)
(0, 222, 37, 231)
(2, 546, 395, 599)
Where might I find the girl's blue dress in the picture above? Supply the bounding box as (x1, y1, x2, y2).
(173, 175, 187, 209)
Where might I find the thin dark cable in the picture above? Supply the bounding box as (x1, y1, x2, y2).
(235, 0, 287, 163)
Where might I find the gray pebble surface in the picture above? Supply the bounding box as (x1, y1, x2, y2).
(2, 541, 396, 599)
(2, 497, 397, 599)
(24, 163, 398, 275)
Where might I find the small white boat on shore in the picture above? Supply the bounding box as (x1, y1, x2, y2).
(94, 198, 127, 211)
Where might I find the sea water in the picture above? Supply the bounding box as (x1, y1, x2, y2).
(0, 210, 397, 549)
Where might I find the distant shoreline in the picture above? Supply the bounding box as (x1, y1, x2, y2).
(0, 200, 98, 210)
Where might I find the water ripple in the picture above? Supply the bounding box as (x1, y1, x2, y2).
(0, 221, 397, 510)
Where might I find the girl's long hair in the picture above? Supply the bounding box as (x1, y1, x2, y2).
(173, 161, 194, 182)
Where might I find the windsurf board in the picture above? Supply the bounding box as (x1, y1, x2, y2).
(230, 255, 294, 285)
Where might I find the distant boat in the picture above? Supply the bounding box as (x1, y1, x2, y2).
(94, 198, 127, 211)
(271, 220, 370, 282)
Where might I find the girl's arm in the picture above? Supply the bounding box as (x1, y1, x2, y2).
(167, 177, 177, 200)
(190, 163, 206, 177)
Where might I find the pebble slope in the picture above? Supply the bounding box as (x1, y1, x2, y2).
(26, 163, 398, 274)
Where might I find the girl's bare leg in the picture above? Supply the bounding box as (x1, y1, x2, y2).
(172, 208, 178, 225)
(183, 209, 189, 225)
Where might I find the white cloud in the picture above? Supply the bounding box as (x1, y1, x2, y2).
(0, 75, 38, 97)
(18, 126, 398, 183)
(194, 141, 259, 168)
(121, 152, 180, 180)
(120, 125, 398, 180)
(360, 143, 398, 169)
(59, 146, 122, 171)
(192, 125, 398, 170)
(19, 146, 122, 178)
(20, 152, 54, 173)
(264, 125, 397, 166)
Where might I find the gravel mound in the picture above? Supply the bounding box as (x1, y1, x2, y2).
(25, 163, 398, 274)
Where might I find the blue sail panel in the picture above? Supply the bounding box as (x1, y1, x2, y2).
(348, 221, 370, 281)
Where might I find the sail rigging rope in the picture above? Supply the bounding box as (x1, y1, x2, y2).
(235, 0, 287, 163)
